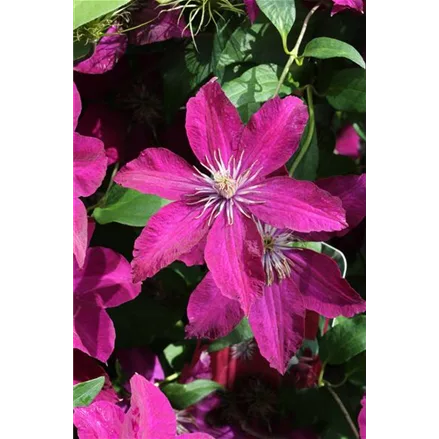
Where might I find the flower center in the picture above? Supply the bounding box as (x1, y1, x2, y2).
(213, 172, 237, 199)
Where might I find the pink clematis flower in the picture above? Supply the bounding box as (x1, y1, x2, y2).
(73, 83, 107, 267)
(115, 80, 348, 313)
(74, 247, 142, 362)
(358, 394, 366, 439)
(243, 0, 259, 22)
(335, 125, 361, 159)
(332, 0, 364, 16)
(186, 174, 366, 374)
(74, 374, 214, 439)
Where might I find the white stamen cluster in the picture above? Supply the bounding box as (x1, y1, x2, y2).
(256, 221, 295, 286)
(187, 149, 264, 225)
(231, 338, 257, 361)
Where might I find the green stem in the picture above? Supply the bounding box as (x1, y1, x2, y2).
(289, 85, 315, 176)
(86, 163, 119, 214)
(273, 2, 322, 98)
(157, 372, 180, 386)
(326, 386, 360, 439)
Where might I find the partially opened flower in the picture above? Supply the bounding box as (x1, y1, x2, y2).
(186, 174, 366, 374)
(73, 83, 107, 267)
(74, 374, 214, 439)
(115, 79, 348, 313)
(331, 0, 364, 16)
(74, 247, 141, 362)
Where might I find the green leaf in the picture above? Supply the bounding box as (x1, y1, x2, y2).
(73, 376, 105, 408)
(93, 185, 171, 227)
(209, 318, 253, 352)
(73, 0, 131, 29)
(326, 68, 366, 113)
(162, 380, 223, 409)
(320, 315, 366, 365)
(321, 243, 347, 277)
(223, 64, 296, 107)
(256, 0, 296, 48)
(302, 37, 365, 68)
(291, 241, 322, 253)
(163, 343, 186, 369)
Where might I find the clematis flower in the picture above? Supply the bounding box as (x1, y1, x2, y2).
(358, 394, 366, 439)
(115, 79, 348, 313)
(186, 174, 366, 374)
(331, 0, 364, 16)
(335, 125, 361, 159)
(73, 83, 107, 267)
(74, 374, 214, 439)
(243, 0, 259, 22)
(74, 247, 141, 362)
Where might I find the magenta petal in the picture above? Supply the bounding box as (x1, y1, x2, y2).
(121, 374, 176, 439)
(74, 25, 128, 74)
(249, 280, 305, 374)
(130, 0, 190, 45)
(186, 80, 244, 166)
(74, 401, 125, 439)
(248, 177, 347, 232)
(287, 249, 366, 318)
(239, 96, 308, 178)
(74, 247, 141, 307)
(243, 0, 259, 22)
(358, 394, 366, 439)
(179, 434, 215, 439)
(74, 132, 108, 197)
(114, 148, 198, 200)
(74, 82, 81, 130)
(179, 236, 206, 266)
(73, 295, 116, 362)
(335, 125, 361, 158)
(186, 272, 244, 339)
(205, 212, 264, 314)
(74, 198, 88, 268)
(332, 0, 364, 15)
(132, 201, 210, 282)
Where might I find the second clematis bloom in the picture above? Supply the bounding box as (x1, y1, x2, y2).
(115, 80, 348, 313)
(186, 174, 366, 374)
(74, 374, 214, 439)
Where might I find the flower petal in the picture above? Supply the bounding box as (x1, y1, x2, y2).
(239, 96, 308, 178)
(186, 272, 244, 339)
(186, 80, 244, 166)
(74, 82, 81, 130)
(205, 212, 264, 314)
(358, 394, 366, 439)
(248, 176, 347, 232)
(300, 174, 366, 241)
(74, 401, 125, 439)
(335, 125, 361, 158)
(74, 25, 128, 74)
(179, 236, 206, 266)
(287, 249, 366, 318)
(74, 198, 88, 268)
(249, 280, 305, 374)
(332, 0, 364, 16)
(179, 434, 215, 439)
(74, 247, 141, 308)
(74, 133, 108, 197)
(129, 0, 190, 45)
(132, 201, 210, 282)
(121, 374, 176, 439)
(243, 0, 259, 22)
(114, 148, 198, 200)
(73, 295, 116, 362)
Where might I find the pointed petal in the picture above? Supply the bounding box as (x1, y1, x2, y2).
(74, 198, 88, 268)
(186, 273, 244, 339)
(186, 80, 244, 166)
(179, 236, 206, 266)
(249, 281, 305, 374)
(121, 375, 176, 439)
(74, 401, 125, 439)
(74, 132, 108, 197)
(74, 82, 81, 130)
(335, 125, 361, 158)
(287, 249, 366, 318)
(299, 174, 366, 241)
(332, 0, 364, 15)
(205, 212, 264, 314)
(132, 201, 210, 282)
(243, 0, 259, 22)
(74, 247, 141, 307)
(74, 25, 127, 74)
(179, 434, 216, 439)
(248, 177, 347, 232)
(73, 295, 116, 362)
(114, 148, 198, 201)
(239, 96, 308, 178)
